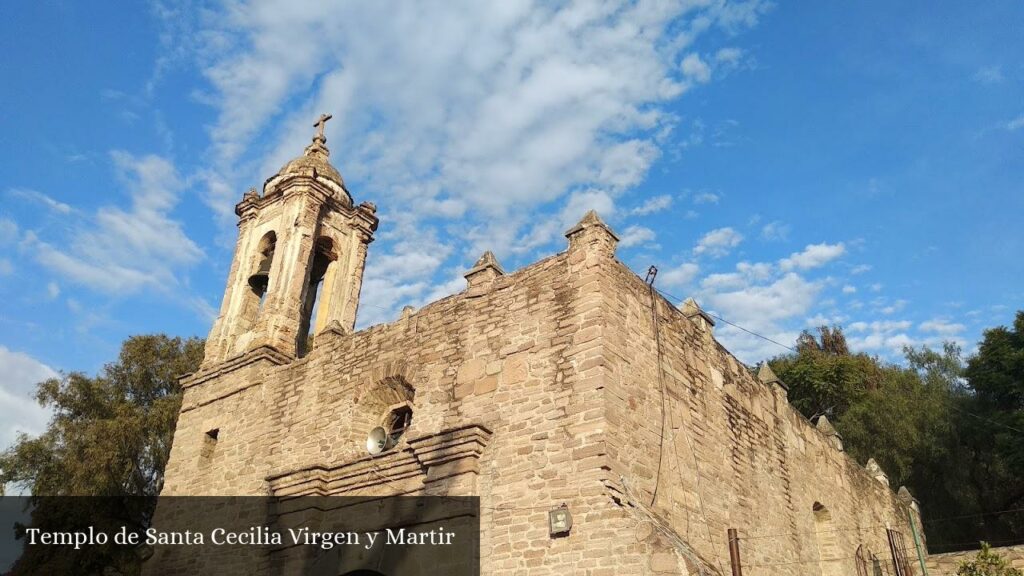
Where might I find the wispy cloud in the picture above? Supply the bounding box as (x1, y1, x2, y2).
(973, 65, 1004, 84)
(30, 152, 203, 295)
(680, 53, 712, 84)
(1006, 114, 1024, 132)
(760, 220, 789, 241)
(693, 191, 720, 205)
(168, 0, 771, 322)
(8, 188, 74, 214)
(630, 194, 673, 216)
(0, 218, 17, 244)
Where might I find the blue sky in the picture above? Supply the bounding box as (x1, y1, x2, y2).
(1, 0, 1022, 450)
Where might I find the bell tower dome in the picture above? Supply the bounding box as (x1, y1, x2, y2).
(202, 114, 378, 366)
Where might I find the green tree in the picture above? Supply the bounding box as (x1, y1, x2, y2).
(965, 311, 1024, 470)
(770, 325, 885, 421)
(0, 334, 204, 575)
(955, 542, 1024, 576)
(769, 323, 1024, 552)
(958, 312, 1024, 548)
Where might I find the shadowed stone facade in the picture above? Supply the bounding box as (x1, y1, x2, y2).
(157, 120, 926, 575)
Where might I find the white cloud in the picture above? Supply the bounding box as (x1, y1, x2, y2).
(680, 53, 711, 84)
(1007, 114, 1024, 131)
(694, 227, 743, 257)
(700, 272, 821, 361)
(870, 283, 883, 292)
(46, 282, 60, 299)
(619, 225, 657, 248)
(659, 262, 699, 289)
(357, 217, 456, 327)
(779, 242, 845, 271)
(705, 272, 821, 325)
(701, 272, 746, 291)
(0, 259, 12, 275)
(190, 1, 768, 222)
(0, 347, 56, 453)
(974, 65, 1004, 84)
(849, 320, 912, 333)
(0, 218, 19, 244)
(9, 188, 74, 214)
(880, 299, 908, 315)
(714, 47, 744, 65)
(851, 264, 872, 275)
(842, 285, 856, 294)
(919, 319, 965, 335)
(631, 194, 672, 215)
(760, 220, 789, 241)
(843, 318, 960, 357)
(169, 0, 769, 323)
(735, 261, 772, 281)
(31, 153, 203, 295)
(693, 191, 720, 205)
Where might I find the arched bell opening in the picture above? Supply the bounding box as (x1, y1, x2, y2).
(298, 236, 337, 357)
(239, 231, 276, 333)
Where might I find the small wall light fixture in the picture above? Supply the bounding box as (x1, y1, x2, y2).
(548, 504, 573, 537)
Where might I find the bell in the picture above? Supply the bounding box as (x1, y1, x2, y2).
(248, 251, 273, 292)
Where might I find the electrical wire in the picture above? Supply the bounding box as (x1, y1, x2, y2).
(651, 286, 796, 353)
(650, 285, 1023, 437)
(648, 281, 667, 508)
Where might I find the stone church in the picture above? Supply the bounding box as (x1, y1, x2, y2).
(156, 117, 924, 575)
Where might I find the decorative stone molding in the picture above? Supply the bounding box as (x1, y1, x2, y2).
(408, 424, 492, 483)
(681, 297, 715, 334)
(756, 362, 787, 393)
(317, 319, 349, 339)
(265, 424, 492, 497)
(866, 458, 890, 487)
(815, 415, 844, 452)
(464, 251, 504, 293)
(182, 345, 291, 391)
(898, 485, 921, 514)
(565, 210, 618, 258)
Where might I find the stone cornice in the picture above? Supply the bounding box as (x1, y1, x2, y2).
(266, 424, 492, 497)
(185, 345, 292, 390)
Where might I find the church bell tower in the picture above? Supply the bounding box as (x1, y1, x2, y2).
(202, 114, 378, 366)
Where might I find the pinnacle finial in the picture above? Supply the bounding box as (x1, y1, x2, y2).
(465, 250, 504, 277)
(757, 362, 781, 386)
(578, 209, 602, 226)
(564, 209, 619, 243)
(816, 415, 836, 434)
(464, 250, 504, 290)
(473, 251, 501, 270)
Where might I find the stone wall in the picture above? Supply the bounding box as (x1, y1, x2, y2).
(163, 239, 664, 574)
(592, 248, 919, 575)
(159, 213, 921, 576)
(927, 545, 1024, 575)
